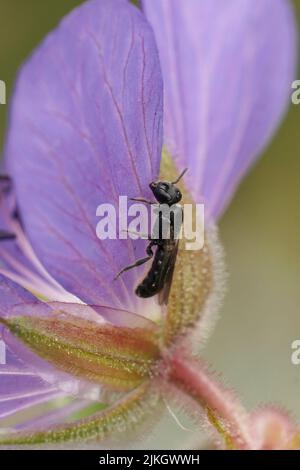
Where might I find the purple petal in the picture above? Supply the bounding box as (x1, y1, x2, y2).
(0, 347, 63, 420)
(5, 0, 163, 313)
(0, 176, 69, 300)
(47, 301, 158, 329)
(0, 387, 63, 421)
(0, 275, 104, 401)
(0, 196, 78, 303)
(0, 273, 42, 315)
(143, 0, 297, 219)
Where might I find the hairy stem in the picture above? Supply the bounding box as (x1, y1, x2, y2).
(168, 353, 255, 450)
(0, 382, 159, 445)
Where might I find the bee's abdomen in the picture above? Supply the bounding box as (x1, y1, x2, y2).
(135, 246, 166, 298)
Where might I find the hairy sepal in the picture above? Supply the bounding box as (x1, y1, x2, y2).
(0, 382, 161, 445)
(1, 314, 160, 392)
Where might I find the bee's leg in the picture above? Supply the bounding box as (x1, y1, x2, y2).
(0, 230, 16, 241)
(114, 243, 154, 280)
(129, 197, 156, 205)
(122, 229, 152, 240)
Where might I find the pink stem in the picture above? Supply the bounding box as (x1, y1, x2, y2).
(169, 353, 256, 450)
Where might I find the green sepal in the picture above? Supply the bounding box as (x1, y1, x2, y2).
(1, 314, 160, 391)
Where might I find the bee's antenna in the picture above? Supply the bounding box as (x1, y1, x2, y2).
(172, 168, 188, 185)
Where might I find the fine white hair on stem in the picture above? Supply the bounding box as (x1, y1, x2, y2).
(163, 398, 194, 432)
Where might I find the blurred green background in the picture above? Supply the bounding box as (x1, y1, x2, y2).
(0, 0, 300, 449)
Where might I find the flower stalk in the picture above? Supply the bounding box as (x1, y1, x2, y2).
(167, 353, 256, 450)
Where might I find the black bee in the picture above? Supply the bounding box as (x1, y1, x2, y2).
(115, 168, 187, 301)
(0, 174, 16, 241)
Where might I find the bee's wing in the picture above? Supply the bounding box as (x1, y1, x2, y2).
(158, 241, 179, 306)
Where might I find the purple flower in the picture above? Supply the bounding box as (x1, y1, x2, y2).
(0, 0, 296, 447)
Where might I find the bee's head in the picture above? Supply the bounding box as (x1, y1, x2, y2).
(149, 181, 182, 205)
(149, 168, 188, 205)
